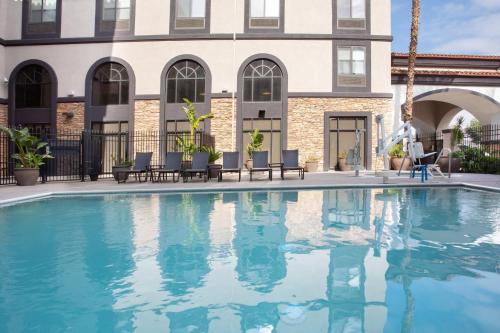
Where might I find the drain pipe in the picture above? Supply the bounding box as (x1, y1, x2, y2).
(230, 0, 237, 151)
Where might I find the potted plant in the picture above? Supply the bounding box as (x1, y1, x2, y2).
(201, 146, 222, 179)
(337, 150, 351, 171)
(246, 129, 264, 170)
(440, 117, 465, 173)
(305, 155, 319, 172)
(112, 157, 133, 182)
(0, 127, 53, 186)
(389, 143, 410, 171)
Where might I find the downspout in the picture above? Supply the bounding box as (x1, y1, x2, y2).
(231, 0, 237, 151)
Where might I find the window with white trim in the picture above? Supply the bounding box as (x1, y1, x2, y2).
(338, 47, 367, 86)
(100, 0, 132, 33)
(24, 0, 61, 37)
(337, 0, 366, 29)
(175, 0, 206, 29)
(249, 0, 280, 29)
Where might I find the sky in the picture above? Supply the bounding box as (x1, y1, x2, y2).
(392, 0, 500, 55)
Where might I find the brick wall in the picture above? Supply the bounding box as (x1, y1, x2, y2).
(288, 97, 393, 170)
(211, 98, 235, 152)
(0, 103, 7, 127)
(57, 103, 85, 132)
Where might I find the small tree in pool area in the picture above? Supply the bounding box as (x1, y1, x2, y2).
(246, 129, 264, 159)
(182, 98, 214, 146)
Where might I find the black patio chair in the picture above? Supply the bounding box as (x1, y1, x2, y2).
(249, 151, 272, 181)
(280, 150, 305, 180)
(153, 152, 183, 183)
(218, 152, 241, 182)
(118, 152, 153, 184)
(183, 152, 209, 183)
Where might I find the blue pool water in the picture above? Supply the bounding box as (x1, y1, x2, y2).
(0, 187, 499, 332)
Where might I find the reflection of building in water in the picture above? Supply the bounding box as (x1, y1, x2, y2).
(233, 191, 293, 293)
(157, 193, 215, 296)
(237, 303, 280, 333)
(323, 189, 371, 231)
(166, 307, 210, 333)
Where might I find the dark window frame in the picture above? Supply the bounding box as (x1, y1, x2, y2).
(244, 0, 284, 33)
(333, 40, 371, 92)
(22, 0, 62, 39)
(332, 0, 371, 35)
(95, 0, 136, 36)
(91, 62, 130, 106)
(170, 0, 211, 34)
(243, 59, 283, 103)
(14, 64, 52, 109)
(166, 60, 207, 104)
(242, 117, 282, 163)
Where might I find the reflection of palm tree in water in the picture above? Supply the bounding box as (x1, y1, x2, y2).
(399, 191, 415, 333)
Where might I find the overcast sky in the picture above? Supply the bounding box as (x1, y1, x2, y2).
(392, 0, 500, 55)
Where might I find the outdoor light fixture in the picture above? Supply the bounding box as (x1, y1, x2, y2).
(258, 110, 266, 118)
(222, 89, 228, 93)
(62, 111, 74, 119)
(2, 78, 8, 84)
(67, 91, 75, 97)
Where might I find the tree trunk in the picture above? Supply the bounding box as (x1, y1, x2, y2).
(403, 0, 421, 123)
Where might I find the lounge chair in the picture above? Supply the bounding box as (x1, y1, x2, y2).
(249, 151, 272, 181)
(218, 152, 241, 182)
(118, 152, 153, 184)
(279, 149, 305, 180)
(182, 152, 209, 182)
(153, 152, 183, 183)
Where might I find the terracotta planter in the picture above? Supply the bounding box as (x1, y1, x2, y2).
(14, 168, 39, 186)
(245, 159, 253, 170)
(390, 157, 411, 171)
(438, 157, 462, 173)
(112, 166, 131, 182)
(305, 161, 318, 172)
(338, 158, 352, 171)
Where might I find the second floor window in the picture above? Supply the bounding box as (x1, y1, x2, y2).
(249, 0, 280, 30)
(99, 0, 132, 33)
(24, 0, 61, 37)
(175, 0, 206, 29)
(337, 0, 366, 29)
(338, 47, 366, 87)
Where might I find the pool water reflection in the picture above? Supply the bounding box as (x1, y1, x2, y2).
(0, 188, 499, 332)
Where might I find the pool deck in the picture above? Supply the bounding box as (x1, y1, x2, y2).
(1, 171, 500, 205)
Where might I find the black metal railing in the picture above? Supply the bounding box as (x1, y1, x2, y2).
(460, 124, 500, 174)
(0, 129, 215, 185)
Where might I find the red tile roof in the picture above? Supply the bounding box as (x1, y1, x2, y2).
(392, 68, 500, 78)
(392, 52, 500, 61)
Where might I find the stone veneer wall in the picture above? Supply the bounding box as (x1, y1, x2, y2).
(211, 98, 235, 152)
(57, 103, 85, 132)
(134, 100, 160, 132)
(288, 97, 393, 170)
(0, 103, 7, 127)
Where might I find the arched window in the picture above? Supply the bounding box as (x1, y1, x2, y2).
(92, 62, 129, 106)
(166, 60, 206, 103)
(15, 65, 52, 108)
(243, 59, 282, 102)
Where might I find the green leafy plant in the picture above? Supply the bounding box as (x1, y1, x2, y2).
(388, 143, 406, 158)
(182, 98, 214, 146)
(451, 116, 465, 150)
(0, 126, 52, 168)
(306, 155, 320, 162)
(112, 156, 133, 168)
(450, 150, 465, 159)
(200, 146, 222, 164)
(465, 120, 482, 145)
(176, 135, 200, 158)
(246, 129, 264, 159)
(339, 150, 348, 159)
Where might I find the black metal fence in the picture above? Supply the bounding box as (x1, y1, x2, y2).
(0, 130, 214, 185)
(460, 124, 500, 174)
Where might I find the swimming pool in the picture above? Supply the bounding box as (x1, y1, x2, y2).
(0, 187, 499, 332)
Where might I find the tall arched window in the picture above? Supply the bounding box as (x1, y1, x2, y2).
(15, 65, 52, 109)
(92, 62, 129, 106)
(166, 60, 205, 103)
(243, 59, 282, 102)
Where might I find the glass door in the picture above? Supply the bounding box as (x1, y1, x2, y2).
(329, 116, 367, 170)
(243, 118, 281, 164)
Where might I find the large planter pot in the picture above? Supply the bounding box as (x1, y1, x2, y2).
(245, 159, 253, 170)
(338, 158, 352, 171)
(208, 164, 221, 179)
(112, 166, 131, 182)
(391, 157, 411, 171)
(438, 157, 462, 173)
(14, 168, 39, 186)
(305, 161, 318, 172)
(182, 160, 192, 170)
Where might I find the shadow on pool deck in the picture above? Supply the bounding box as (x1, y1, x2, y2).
(1, 172, 500, 204)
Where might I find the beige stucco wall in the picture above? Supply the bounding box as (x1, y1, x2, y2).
(2, 0, 22, 40)
(288, 97, 393, 170)
(285, 0, 332, 34)
(61, 0, 96, 38)
(211, 0, 245, 34)
(0, 45, 6, 99)
(56, 103, 85, 132)
(371, 0, 392, 36)
(135, 0, 170, 36)
(371, 41, 392, 94)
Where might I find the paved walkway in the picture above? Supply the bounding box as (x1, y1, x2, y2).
(1, 171, 500, 205)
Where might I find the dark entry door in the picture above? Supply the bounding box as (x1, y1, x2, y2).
(328, 116, 367, 170)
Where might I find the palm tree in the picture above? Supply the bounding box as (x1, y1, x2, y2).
(403, 0, 421, 123)
(182, 98, 214, 145)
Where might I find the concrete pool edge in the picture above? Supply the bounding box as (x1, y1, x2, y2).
(1, 182, 499, 207)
